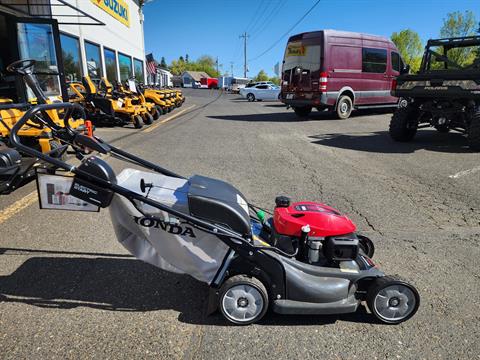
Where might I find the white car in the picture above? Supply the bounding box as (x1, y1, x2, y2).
(239, 84, 281, 102)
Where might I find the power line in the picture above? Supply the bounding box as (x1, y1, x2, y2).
(250, 0, 287, 42)
(248, 0, 321, 62)
(248, 0, 275, 36)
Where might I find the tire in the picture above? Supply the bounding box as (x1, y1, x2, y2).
(152, 106, 161, 120)
(293, 106, 312, 118)
(133, 115, 144, 129)
(467, 111, 480, 151)
(336, 95, 353, 119)
(49, 140, 65, 159)
(218, 275, 268, 325)
(358, 235, 375, 258)
(398, 97, 409, 108)
(143, 112, 154, 125)
(435, 124, 450, 133)
(367, 276, 420, 324)
(246, 93, 255, 102)
(389, 106, 419, 142)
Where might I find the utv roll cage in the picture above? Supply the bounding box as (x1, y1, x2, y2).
(420, 35, 480, 72)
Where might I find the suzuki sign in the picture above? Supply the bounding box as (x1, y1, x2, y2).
(91, 0, 130, 27)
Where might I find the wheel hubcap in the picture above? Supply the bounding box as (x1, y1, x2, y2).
(374, 284, 416, 321)
(222, 284, 263, 322)
(340, 102, 349, 114)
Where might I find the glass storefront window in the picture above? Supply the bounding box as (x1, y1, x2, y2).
(60, 33, 82, 82)
(104, 47, 117, 82)
(17, 22, 61, 98)
(85, 41, 102, 81)
(133, 58, 144, 82)
(118, 53, 132, 82)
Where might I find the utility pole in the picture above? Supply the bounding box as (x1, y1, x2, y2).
(239, 32, 249, 78)
(230, 61, 234, 77)
(216, 56, 219, 75)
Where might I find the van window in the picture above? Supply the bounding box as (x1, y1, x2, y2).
(391, 52, 400, 72)
(362, 48, 387, 73)
(283, 42, 321, 74)
(331, 46, 361, 70)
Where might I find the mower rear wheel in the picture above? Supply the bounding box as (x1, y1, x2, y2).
(219, 275, 268, 325)
(467, 111, 480, 151)
(367, 276, 420, 324)
(133, 115, 144, 129)
(143, 112, 154, 125)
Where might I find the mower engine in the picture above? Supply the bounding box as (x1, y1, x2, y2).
(269, 196, 361, 265)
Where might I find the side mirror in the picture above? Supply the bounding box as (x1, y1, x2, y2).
(400, 64, 410, 75)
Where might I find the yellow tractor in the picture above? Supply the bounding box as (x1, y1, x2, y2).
(0, 59, 84, 193)
(83, 76, 148, 129)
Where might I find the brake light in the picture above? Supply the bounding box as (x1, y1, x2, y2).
(319, 72, 328, 91)
(391, 78, 397, 91)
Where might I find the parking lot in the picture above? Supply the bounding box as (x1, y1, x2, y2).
(1, 88, 479, 359)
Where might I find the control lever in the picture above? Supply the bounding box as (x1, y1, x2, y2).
(140, 178, 154, 197)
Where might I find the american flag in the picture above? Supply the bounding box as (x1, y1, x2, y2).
(146, 53, 157, 75)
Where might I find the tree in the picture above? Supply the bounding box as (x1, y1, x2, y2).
(439, 11, 478, 67)
(268, 77, 280, 85)
(160, 57, 167, 69)
(185, 54, 189, 63)
(391, 29, 423, 73)
(254, 70, 269, 81)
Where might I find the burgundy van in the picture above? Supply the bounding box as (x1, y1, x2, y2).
(281, 30, 406, 119)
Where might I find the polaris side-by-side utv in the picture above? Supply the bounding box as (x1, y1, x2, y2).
(390, 35, 480, 150)
(8, 59, 420, 325)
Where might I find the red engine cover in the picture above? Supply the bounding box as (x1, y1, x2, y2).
(273, 201, 356, 237)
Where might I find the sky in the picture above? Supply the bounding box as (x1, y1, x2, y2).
(143, 0, 479, 78)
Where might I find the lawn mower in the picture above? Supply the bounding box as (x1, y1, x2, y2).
(111, 78, 160, 122)
(8, 59, 420, 326)
(0, 62, 84, 194)
(83, 76, 147, 129)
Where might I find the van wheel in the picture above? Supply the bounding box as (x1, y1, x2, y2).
(133, 115, 144, 129)
(246, 93, 255, 102)
(336, 95, 353, 119)
(293, 106, 312, 118)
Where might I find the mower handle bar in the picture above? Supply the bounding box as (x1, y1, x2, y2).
(10, 102, 85, 171)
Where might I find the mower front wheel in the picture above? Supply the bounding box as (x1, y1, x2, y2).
(367, 276, 420, 324)
(218, 275, 268, 325)
(143, 112, 154, 125)
(133, 115, 144, 129)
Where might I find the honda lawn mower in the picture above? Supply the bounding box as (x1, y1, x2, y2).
(8, 59, 420, 326)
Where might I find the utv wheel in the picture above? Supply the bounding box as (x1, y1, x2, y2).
(467, 111, 480, 151)
(219, 275, 268, 325)
(246, 93, 255, 102)
(143, 112, 154, 125)
(133, 115, 144, 129)
(336, 95, 353, 119)
(389, 106, 419, 142)
(367, 276, 420, 324)
(397, 97, 409, 108)
(293, 106, 312, 118)
(435, 124, 450, 133)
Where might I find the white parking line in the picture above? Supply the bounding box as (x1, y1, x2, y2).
(449, 166, 480, 179)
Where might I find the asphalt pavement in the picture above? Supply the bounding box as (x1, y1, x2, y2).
(1, 88, 479, 359)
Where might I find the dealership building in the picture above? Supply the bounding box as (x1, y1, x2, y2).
(0, 0, 147, 102)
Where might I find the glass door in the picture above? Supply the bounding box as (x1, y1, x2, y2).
(15, 17, 66, 101)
